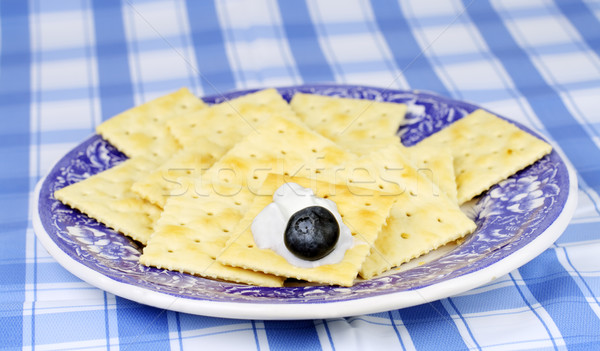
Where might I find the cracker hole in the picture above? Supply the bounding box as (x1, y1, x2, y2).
(207, 212, 214, 216)
(190, 123, 197, 128)
(234, 201, 242, 206)
(323, 195, 329, 199)
(180, 104, 188, 110)
(406, 213, 412, 217)
(283, 172, 290, 176)
(253, 175, 258, 180)
(311, 148, 317, 153)
(409, 191, 416, 196)
(321, 118, 327, 123)
(378, 184, 384, 190)
(194, 239, 200, 243)
(365, 202, 371, 206)
(222, 229, 229, 233)
(250, 154, 256, 158)
(278, 130, 285, 134)
(252, 118, 259, 122)
(315, 169, 321, 174)
(280, 150, 287, 155)
(167, 250, 173, 253)
(401, 233, 410, 239)
(217, 130, 223, 134)
(247, 244, 254, 248)
(437, 218, 443, 223)
(507, 149, 513, 155)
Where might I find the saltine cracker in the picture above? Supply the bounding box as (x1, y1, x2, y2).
(139, 114, 355, 285)
(54, 157, 162, 245)
(96, 87, 207, 162)
(139, 179, 284, 287)
(217, 174, 397, 287)
(290, 92, 406, 155)
(132, 89, 298, 207)
(413, 109, 552, 204)
(329, 144, 477, 279)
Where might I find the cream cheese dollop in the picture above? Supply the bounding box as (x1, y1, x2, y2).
(251, 182, 353, 268)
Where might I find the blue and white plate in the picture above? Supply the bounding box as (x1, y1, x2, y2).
(32, 84, 577, 320)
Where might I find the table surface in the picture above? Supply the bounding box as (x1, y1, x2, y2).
(3, 0, 600, 350)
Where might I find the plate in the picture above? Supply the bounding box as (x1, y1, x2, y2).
(32, 84, 577, 320)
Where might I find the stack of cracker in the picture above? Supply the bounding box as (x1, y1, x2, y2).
(54, 88, 552, 287)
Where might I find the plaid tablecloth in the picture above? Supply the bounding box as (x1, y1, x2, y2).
(2, 0, 600, 349)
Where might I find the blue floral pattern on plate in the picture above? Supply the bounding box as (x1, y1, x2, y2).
(36, 84, 571, 305)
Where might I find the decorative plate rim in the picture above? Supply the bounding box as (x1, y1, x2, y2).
(32, 84, 578, 320)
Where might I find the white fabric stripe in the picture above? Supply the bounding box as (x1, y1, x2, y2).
(492, 0, 600, 150)
(216, 0, 258, 89)
(252, 320, 270, 350)
(173, 0, 203, 96)
(507, 271, 565, 345)
(215, 0, 302, 88)
(167, 311, 182, 351)
(324, 315, 415, 351)
(305, 0, 346, 83)
(400, 0, 461, 97)
(123, 1, 199, 101)
(440, 299, 481, 349)
(306, 0, 409, 89)
(555, 247, 600, 319)
(314, 320, 335, 351)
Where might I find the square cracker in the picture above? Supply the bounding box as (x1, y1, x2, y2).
(321, 144, 476, 280)
(406, 144, 457, 203)
(289, 92, 406, 155)
(167, 88, 297, 151)
(216, 174, 397, 287)
(132, 89, 298, 207)
(131, 149, 217, 208)
(139, 114, 355, 286)
(413, 109, 552, 204)
(139, 179, 284, 287)
(96, 88, 207, 162)
(199, 114, 356, 193)
(54, 157, 162, 245)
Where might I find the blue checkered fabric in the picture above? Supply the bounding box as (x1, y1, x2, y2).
(2, 0, 600, 349)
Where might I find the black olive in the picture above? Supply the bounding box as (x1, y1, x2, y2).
(284, 206, 340, 261)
